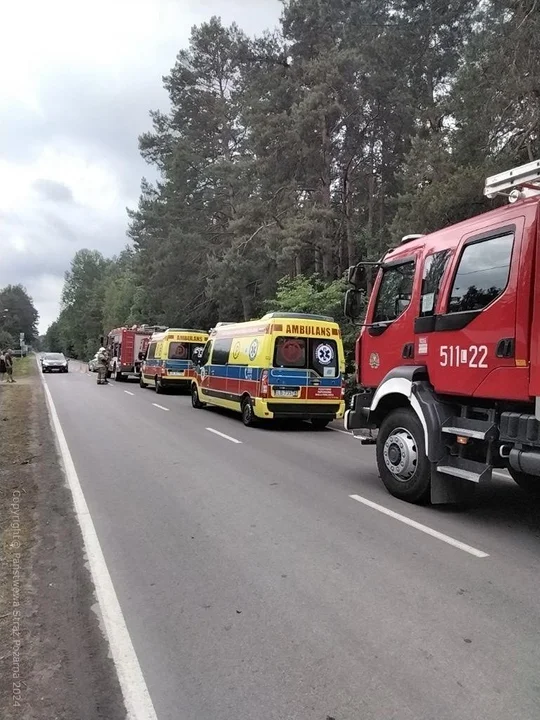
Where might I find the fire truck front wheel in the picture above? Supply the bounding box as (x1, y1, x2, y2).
(376, 407, 431, 504)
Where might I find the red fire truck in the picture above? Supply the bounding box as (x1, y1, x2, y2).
(344, 159, 540, 505)
(103, 325, 166, 382)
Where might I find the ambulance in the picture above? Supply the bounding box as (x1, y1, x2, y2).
(140, 328, 208, 394)
(190, 313, 346, 427)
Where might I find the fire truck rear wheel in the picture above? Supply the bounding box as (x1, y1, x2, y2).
(377, 407, 431, 504)
(508, 468, 540, 497)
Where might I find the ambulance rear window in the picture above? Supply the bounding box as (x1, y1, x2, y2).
(168, 342, 206, 361)
(274, 337, 306, 368)
(273, 337, 339, 377)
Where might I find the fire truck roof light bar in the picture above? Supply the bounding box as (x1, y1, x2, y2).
(484, 159, 540, 199)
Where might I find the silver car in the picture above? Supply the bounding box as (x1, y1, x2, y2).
(42, 353, 69, 373)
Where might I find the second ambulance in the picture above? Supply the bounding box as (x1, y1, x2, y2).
(191, 312, 346, 427)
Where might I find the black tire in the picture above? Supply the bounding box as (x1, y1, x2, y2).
(114, 367, 124, 382)
(508, 468, 540, 498)
(191, 384, 205, 408)
(311, 418, 330, 430)
(376, 407, 431, 504)
(241, 396, 257, 427)
(155, 376, 164, 394)
(139, 376, 148, 389)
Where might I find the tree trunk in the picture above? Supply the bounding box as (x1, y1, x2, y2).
(343, 166, 356, 268)
(320, 114, 333, 278)
(314, 247, 321, 274)
(241, 289, 252, 321)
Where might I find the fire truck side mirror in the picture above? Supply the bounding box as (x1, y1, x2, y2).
(344, 289, 362, 320)
(347, 265, 366, 288)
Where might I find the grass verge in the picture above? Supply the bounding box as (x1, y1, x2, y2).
(0, 355, 126, 719)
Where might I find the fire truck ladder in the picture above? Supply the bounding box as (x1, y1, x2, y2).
(484, 159, 540, 201)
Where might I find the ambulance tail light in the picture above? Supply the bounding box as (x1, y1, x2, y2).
(261, 370, 269, 398)
(341, 379, 346, 399)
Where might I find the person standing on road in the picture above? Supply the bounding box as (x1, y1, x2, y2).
(4, 350, 15, 383)
(96, 347, 109, 385)
(0, 350, 6, 382)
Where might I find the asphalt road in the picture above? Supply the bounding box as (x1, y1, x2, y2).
(44, 362, 540, 720)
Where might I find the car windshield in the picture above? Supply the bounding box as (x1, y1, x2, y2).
(45, 354, 64, 360)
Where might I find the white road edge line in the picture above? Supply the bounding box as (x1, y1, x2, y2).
(41, 380, 159, 720)
(124, 390, 135, 396)
(349, 494, 489, 558)
(206, 427, 243, 444)
(152, 403, 169, 411)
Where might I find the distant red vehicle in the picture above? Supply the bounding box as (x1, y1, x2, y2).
(104, 325, 166, 381)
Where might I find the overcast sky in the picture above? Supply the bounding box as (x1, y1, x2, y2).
(0, 0, 281, 334)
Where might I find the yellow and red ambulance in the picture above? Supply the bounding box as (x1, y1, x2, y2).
(140, 328, 208, 394)
(190, 313, 346, 427)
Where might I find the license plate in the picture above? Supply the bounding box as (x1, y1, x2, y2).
(168, 371, 184, 376)
(274, 389, 298, 397)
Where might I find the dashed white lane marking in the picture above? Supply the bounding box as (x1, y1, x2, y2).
(349, 494, 489, 558)
(206, 427, 242, 444)
(152, 403, 169, 411)
(41, 381, 159, 719)
(124, 391, 135, 396)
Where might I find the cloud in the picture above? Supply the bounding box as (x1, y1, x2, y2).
(33, 179, 75, 204)
(0, 0, 281, 333)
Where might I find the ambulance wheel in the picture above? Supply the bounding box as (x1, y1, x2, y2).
(508, 468, 540, 498)
(376, 407, 431, 504)
(311, 418, 330, 430)
(191, 384, 205, 409)
(241, 397, 257, 427)
(155, 377, 164, 394)
(139, 376, 147, 389)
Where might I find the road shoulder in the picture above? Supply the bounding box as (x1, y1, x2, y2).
(0, 358, 126, 720)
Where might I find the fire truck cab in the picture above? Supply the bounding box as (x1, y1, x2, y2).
(345, 159, 540, 504)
